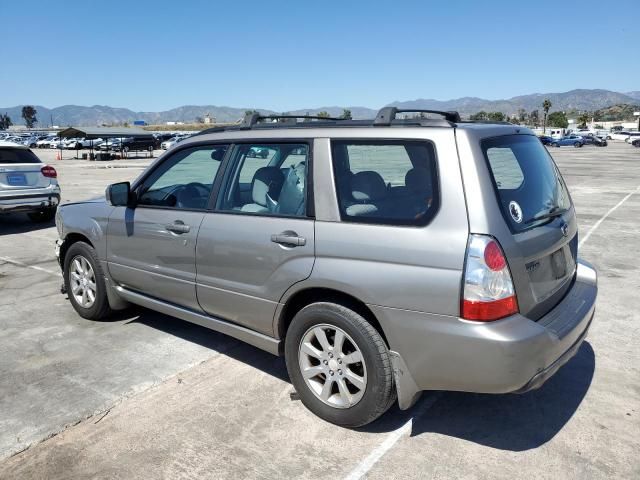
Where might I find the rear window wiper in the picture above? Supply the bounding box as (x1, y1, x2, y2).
(524, 206, 568, 225)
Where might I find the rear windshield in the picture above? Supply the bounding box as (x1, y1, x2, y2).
(0, 147, 41, 164)
(481, 135, 571, 233)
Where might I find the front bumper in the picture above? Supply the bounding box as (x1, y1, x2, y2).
(371, 259, 597, 409)
(0, 189, 61, 214)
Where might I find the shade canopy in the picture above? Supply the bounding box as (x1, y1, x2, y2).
(57, 126, 154, 139)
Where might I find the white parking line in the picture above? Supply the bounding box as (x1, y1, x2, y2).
(0, 256, 62, 277)
(344, 187, 640, 480)
(579, 185, 639, 248)
(343, 393, 441, 480)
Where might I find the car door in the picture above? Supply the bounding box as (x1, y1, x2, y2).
(106, 144, 229, 311)
(196, 141, 314, 336)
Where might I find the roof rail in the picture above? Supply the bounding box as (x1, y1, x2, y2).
(240, 112, 342, 129)
(374, 107, 461, 126)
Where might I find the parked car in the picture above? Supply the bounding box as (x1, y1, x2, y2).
(160, 136, 187, 150)
(36, 136, 57, 148)
(606, 131, 630, 141)
(65, 138, 104, 149)
(55, 110, 597, 427)
(580, 135, 607, 147)
(550, 135, 585, 147)
(0, 141, 60, 222)
(624, 132, 640, 143)
(97, 138, 125, 151)
(538, 135, 553, 145)
(112, 136, 156, 153)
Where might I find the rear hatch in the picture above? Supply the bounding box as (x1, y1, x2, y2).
(481, 135, 577, 320)
(0, 147, 50, 192)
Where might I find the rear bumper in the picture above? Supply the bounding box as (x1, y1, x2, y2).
(371, 259, 597, 409)
(0, 188, 61, 213)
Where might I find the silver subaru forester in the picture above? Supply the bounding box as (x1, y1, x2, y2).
(55, 109, 597, 427)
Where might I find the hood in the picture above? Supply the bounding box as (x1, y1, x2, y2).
(61, 195, 106, 208)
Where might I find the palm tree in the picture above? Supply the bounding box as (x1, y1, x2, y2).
(542, 99, 552, 133)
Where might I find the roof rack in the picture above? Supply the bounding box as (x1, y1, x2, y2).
(194, 108, 461, 136)
(373, 107, 461, 125)
(240, 112, 342, 129)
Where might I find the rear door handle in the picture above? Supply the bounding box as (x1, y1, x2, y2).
(165, 221, 190, 234)
(271, 231, 306, 247)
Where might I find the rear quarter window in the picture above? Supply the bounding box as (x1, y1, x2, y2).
(0, 148, 41, 164)
(331, 140, 439, 226)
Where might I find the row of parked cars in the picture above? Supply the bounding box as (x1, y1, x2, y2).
(0, 132, 197, 153)
(538, 129, 640, 148)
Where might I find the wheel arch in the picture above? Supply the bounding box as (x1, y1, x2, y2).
(60, 232, 94, 268)
(277, 287, 390, 349)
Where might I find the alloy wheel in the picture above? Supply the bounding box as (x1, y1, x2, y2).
(69, 255, 97, 308)
(298, 324, 367, 408)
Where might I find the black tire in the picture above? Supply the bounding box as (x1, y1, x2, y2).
(574, 142, 582, 148)
(63, 241, 113, 320)
(553, 142, 560, 147)
(285, 302, 395, 427)
(27, 207, 56, 222)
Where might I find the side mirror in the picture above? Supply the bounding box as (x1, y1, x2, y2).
(106, 182, 133, 207)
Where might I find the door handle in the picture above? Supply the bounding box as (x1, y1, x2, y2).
(165, 221, 191, 234)
(271, 231, 306, 247)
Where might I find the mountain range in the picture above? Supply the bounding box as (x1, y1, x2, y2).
(2, 89, 639, 126)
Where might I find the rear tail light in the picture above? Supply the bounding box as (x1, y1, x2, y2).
(461, 234, 518, 321)
(41, 165, 57, 178)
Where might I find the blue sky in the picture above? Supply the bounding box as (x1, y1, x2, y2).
(1, 0, 637, 111)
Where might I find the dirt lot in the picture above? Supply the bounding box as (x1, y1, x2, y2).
(0, 143, 639, 479)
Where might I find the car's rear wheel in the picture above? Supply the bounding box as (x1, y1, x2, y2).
(27, 207, 56, 222)
(574, 142, 582, 147)
(64, 242, 113, 320)
(285, 302, 395, 427)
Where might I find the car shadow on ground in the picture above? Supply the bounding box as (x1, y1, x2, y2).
(0, 214, 54, 235)
(121, 307, 595, 451)
(123, 308, 290, 382)
(363, 342, 595, 451)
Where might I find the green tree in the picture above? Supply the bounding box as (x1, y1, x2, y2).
(21, 106, 38, 129)
(577, 112, 590, 128)
(340, 109, 352, 120)
(0, 113, 12, 130)
(542, 99, 552, 133)
(316, 111, 331, 118)
(470, 111, 487, 121)
(548, 111, 568, 128)
(487, 112, 505, 122)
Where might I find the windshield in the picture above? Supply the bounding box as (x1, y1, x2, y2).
(482, 135, 571, 233)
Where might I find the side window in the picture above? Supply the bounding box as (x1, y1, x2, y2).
(217, 143, 309, 217)
(331, 140, 439, 226)
(137, 144, 228, 210)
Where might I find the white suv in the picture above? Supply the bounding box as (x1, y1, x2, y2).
(0, 141, 61, 222)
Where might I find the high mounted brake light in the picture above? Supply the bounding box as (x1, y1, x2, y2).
(462, 235, 518, 321)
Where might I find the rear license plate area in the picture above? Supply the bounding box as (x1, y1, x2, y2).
(7, 173, 27, 186)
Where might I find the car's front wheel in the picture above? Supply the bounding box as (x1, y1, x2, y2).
(64, 242, 113, 320)
(574, 141, 582, 147)
(285, 302, 395, 427)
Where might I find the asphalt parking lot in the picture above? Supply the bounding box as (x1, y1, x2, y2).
(1, 143, 639, 479)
